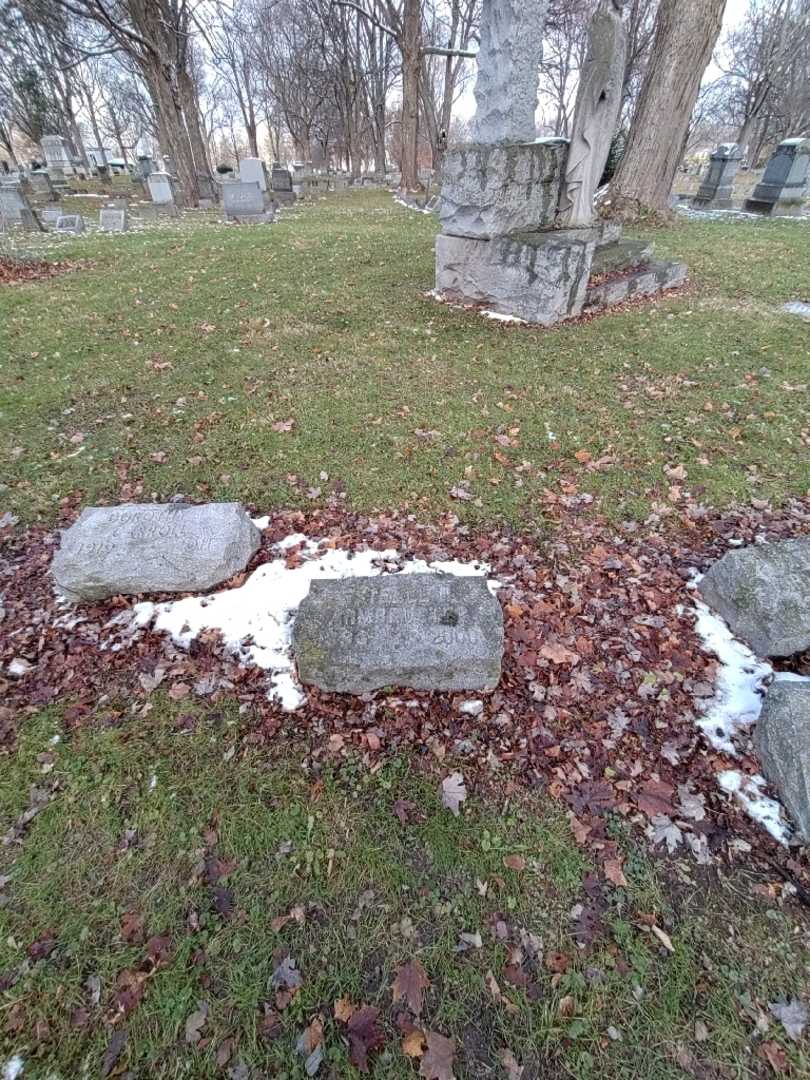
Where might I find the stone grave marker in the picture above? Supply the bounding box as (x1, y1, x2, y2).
(239, 157, 269, 193)
(293, 574, 504, 693)
(271, 166, 296, 205)
(0, 182, 29, 223)
(222, 180, 273, 223)
(28, 170, 57, 199)
(744, 137, 810, 216)
(56, 214, 85, 234)
(700, 537, 810, 657)
(692, 143, 742, 211)
(99, 206, 128, 232)
(147, 171, 177, 206)
(39, 206, 64, 226)
(52, 502, 261, 602)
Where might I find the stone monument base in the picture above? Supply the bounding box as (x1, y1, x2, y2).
(435, 224, 687, 326)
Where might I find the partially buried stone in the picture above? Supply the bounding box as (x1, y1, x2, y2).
(754, 680, 810, 841)
(699, 538, 810, 658)
(293, 574, 504, 693)
(52, 502, 261, 602)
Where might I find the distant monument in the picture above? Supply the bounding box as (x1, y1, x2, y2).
(691, 144, 742, 211)
(435, 0, 686, 326)
(744, 138, 810, 217)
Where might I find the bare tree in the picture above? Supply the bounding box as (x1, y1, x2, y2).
(607, 0, 728, 219)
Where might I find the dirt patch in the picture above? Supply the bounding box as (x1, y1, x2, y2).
(0, 256, 88, 286)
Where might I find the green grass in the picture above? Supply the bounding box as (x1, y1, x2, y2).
(1, 702, 808, 1078)
(2, 189, 809, 526)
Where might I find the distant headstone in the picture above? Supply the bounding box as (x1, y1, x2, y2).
(99, 207, 128, 232)
(136, 156, 155, 181)
(271, 167, 293, 192)
(222, 180, 273, 222)
(147, 171, 177, 206)
(28, 170, 56, 199)
(744, 138, 810, 216)
(755, 680, 810, 841)
(692, 143, 742, 210)
(40, 134, 74, 175)
(699, 538, 810, 657)
(239, 157, 269, 192)
(39, 206, 64, 226)
(56, 214, 85, 234)
(293, 574, 504, 693)
(0, 182, 28, 222)
(52, 502, 261, 602)
(19, 207, 44, 232)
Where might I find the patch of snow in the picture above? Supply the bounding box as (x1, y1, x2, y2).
(393, 195, 435, 215)
(692, 601, 772, 754)
(3, 1056, 24, 1080)
(117, 535, 497, 712)
(251, 515, 271, 530)
(717, 771, 791, 845)
(784, 300, 810, 320)
(458, 699, 484, 716)
(481, 310, 527, 325)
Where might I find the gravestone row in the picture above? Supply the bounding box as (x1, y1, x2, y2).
(51, 502, 505, 694)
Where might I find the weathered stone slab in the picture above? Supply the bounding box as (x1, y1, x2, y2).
(583, 258, 687, 313)
(239, 157, 269, 192)
(293, 575, 504, 693)
(470, 0, 549, 144)
(436, 229, 596, 325)
(147, 171, 177, 206)
(52, 502, 261, 602)
(222, 180, 274, 222)
(0, 183, 28, 222)
(440, 140, 567, 238)
(99, 207, 128, 232)
(56, 214, 85, 234)
(744, 137, 810, 216)
(699, 538, 810, 657)
(755, 680, 810, 841)
(589, 238, 653, 276)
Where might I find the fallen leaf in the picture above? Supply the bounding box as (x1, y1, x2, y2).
(392, 959, 431, 1017)
(503, 855, 526, 872)
(760, 1040, 788, 1074)
(334, 996, 355, 1022)
(347, 1006, 386, 1072)
(650, 925, 675, 953)
(769, 998, 808, 1042)
(539, 641, 580, 666)
(499, 1048, 523, 1079)
(441, 773, 467, 816)
(101, 1028, 128, 1078)
(420, 1030, 456, 1080)
(402, 1028, 427, 1058)
(185, 1001, 209, 1044)
(603, 859, 627, 887)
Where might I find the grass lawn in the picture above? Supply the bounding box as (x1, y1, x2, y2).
(1, 702, 808, 1079)
(2, 190, 810, 1078)
(1, 190, 809, 526)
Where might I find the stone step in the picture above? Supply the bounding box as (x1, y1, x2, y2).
(589, 239, 653, 277)
(583, 259, 688, 314)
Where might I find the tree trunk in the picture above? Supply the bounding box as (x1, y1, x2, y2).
(607, 0, 728, 219)
(146, 62, 200, 206)
(83, 86, 109, 175)
(178, 68, 213, 181)
(399, 0, 422, 193)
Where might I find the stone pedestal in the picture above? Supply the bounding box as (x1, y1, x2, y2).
(439, 140, 567, 238)
(744, 138, 810, 216)
(692, 143, 742, 210)
(436, 228, 597, 325)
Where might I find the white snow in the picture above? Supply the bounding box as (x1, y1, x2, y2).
(251, 515, 271, 530)
(692, 600, 772, 754)
(717, 770, 791, 845)
(481, 310, 527, 325)
(3, 1056, 24, 1080)
(118, 536, 497, 711)
(393, 195, 435, 215)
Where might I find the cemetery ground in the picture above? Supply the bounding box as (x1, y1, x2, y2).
(2, 189, 810, 1078)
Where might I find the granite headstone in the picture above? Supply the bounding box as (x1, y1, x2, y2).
(293, 574, 504, 693)
(52, 502, 261, 601)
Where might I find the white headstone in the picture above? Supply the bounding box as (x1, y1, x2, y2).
(147, 171, 176, 205)
(239, 158, 268, 192)
(99, 207, 128, 232)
